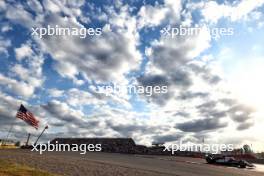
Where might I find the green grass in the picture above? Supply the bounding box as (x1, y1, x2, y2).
(0, 159, 59, 176)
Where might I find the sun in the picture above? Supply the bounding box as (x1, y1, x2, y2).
(229, 59, 264, 111)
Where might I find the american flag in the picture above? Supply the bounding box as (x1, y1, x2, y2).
(16, 104, 39, 129)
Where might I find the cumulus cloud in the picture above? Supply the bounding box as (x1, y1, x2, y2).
(178, 91, 209, 100)
(237, 121, 254, 131)
(202, 0, 264, 23)
(0, 92, 36, 138)
(27, 0, 43, 13)
(0, 92, 21, 123)
(48, 88, 64, 98)
(0, 0, 262, 147)
(152, 134, 183, 144)
(0, 73, 35, 98)
(42, 100, 83, 123)
(0, 1, 6, 11)
(106, 121, 151, 137)
(176, 118, 227, 132)
(137, 25, 211, 106)
(0, 37, 11, 56)
(135, 1, 258, 136)
(37, 99, 160, 145)
(137, 4, 168, 28)
(4, 4, 35, 28)
(10, 42, 45, 97)
(65, 88, 104, 107)
(1, 24, 12, 33)
(33, 9, 142, 85)
(14, 44, 33, 61)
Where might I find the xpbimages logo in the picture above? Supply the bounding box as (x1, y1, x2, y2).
(160, 25, 234, 39)
(31, 25, 102, 39)
(163, 141, 234, 154)
(31, 141, 102, 154)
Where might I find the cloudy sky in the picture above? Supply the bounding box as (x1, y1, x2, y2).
(0, 0, 264, 151)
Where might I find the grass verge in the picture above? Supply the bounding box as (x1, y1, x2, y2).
(0, 159, 59, 176)
(0, 146, 18, 149)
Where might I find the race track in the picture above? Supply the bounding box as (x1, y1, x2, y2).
(0, 149, 263, 176)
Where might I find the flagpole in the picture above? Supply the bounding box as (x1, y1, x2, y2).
(2, 122, 15, 146)
(2, 103, 23, 146)
(34, 125, 48, 145)
(25, 133, 31, 146)
(6, 123, 14, 141)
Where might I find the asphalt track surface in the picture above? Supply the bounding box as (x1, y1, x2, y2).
(0, 149, 263, 176)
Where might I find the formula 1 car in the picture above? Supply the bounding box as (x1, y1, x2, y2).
(205, 154, 255, 168)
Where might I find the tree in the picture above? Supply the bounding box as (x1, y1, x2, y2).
(243, 144, 252, 153)
(15, 141, 21, 147)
